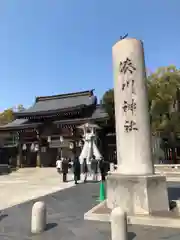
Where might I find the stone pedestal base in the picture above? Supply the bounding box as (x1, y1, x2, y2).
(106, 172, 169, 215)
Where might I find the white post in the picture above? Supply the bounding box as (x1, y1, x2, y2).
(31, 201, 46, 234)
(112, 38, 154, 175)
(111, 207, 128, 240)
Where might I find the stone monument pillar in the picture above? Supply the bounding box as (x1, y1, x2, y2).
(113, 39, 153, 175)
(107, 38, 169, 215)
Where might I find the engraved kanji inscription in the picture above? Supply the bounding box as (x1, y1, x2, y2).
(122, 80, 130, 91)
(122, 99, 136, 115)
(124, 120, 138, 132)
(131, 79, 135, 94)
(119, 58, 136, 74)
(122, 79, 136, 93)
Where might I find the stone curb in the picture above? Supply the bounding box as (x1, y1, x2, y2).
(156, 172, 180, 175)
(84, 200, 180, 229)
(166, 177, 180, 182)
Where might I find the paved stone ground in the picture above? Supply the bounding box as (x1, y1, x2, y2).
(0, 169, 180, 239)
(0, 167, 179, 211)
(0, 181, 180, 239)
(0, 168, 99, 210)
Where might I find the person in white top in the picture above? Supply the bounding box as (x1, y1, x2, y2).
(56, 156, 62, 174)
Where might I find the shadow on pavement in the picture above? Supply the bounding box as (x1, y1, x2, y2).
(45, 223, 58, 231)
(0, 214, 8, 221)
(128, 232, 136, 239)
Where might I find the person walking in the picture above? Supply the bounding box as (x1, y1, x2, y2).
(56, 156, 62, 174)
(99, 157, 106, 181)
(68, 158, 72, 171)
(91, 155, 98, 182)
(82, 158, 88, 183)
(62, 158, 69, 182)
(73, 157, 81, 184)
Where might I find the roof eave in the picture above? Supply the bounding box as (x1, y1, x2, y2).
(14, 105, 88, 118)
(35, 89, 95, 102)
(0, 123, 42, 131)
(54, 115, 109, 125)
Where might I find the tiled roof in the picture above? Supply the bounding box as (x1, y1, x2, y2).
(0, 105, 108, 131)
(0, 119, 42, 130)
(15, 90, 96, 117)
(1, 119, 28, 127)
(54, 105, 108, 125)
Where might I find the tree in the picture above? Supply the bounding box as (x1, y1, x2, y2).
(0, 104, 26, 125)
(102, 65, 180, 162)
(0, 108, 14, 125)
(148, 66, 180, 134)
(12, 104, 25, 112)
(17, 104, 25, 112)
(101, 89, 115, 121)
(147, 66, 180, 162)
(102, 65, 180, 133)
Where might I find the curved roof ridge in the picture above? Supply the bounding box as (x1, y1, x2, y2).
(36, 89, 95, 102)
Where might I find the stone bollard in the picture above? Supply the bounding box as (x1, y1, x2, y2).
(31, 201, 46, 234)
(110, 207, 128, 240)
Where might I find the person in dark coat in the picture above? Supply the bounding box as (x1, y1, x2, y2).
(82, 158, 88, 183)
(62, 158, 69, 182)
(91, 155, 98, 181)
(99, 158, 106, 181)
(73, 157, 81, 184)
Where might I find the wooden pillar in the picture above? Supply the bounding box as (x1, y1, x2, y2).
(36, 130, 42, 167)
(72, 127, 77, 158)
(36, 151, 41, 167)
(17, 132, 23, 168)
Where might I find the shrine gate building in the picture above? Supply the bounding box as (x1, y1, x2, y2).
(0, 90, 114, 168)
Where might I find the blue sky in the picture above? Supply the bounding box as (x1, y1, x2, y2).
(0, 0, 179, 111)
